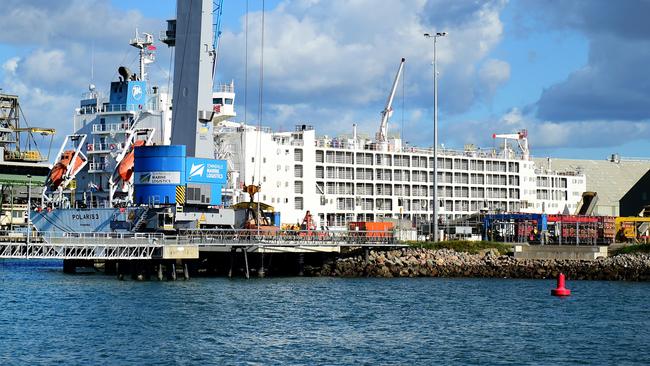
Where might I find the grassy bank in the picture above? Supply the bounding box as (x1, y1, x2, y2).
(406, 240, 512, 255)
(612, 243, 650, 256)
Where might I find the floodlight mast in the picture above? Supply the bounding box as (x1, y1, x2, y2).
(424, 31, 447, 242)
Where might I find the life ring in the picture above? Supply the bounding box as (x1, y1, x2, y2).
(110, 144, 116, 150)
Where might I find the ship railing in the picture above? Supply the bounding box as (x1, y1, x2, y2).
(78, 103, 156, 115)
(214, 84, 235, 93)
(535, 169, 584, 177)
(101, 103, 157, 113)
(86, 142, 126, 152)
(313, 139, 524, 160)
(92, 122, 131, 133)
(215, 127, 237, 133)
(88, 162, 107, 171)
(80, 91, 105, 100)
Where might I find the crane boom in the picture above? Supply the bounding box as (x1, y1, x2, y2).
(377, 58, 405, 144)
(211, 0, 224, 80)
(492, 129, 530, 160)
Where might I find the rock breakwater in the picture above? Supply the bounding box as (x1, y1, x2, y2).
(310, 248, 650, 281)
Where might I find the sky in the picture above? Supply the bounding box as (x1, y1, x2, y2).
(1, 0, 649, 160)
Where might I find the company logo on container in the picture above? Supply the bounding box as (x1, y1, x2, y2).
(139, 173, 152, 183)
(189, 163, 205, 178)
(135, 171, 181, 185)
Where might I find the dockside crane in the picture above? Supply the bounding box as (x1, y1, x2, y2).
(376, 58, 405, 150)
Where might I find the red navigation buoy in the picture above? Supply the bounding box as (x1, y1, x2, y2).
(551, 273, 571, 296)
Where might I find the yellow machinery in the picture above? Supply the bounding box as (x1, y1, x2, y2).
(615, 217, 650, 242)
(233, 184, 278, 234)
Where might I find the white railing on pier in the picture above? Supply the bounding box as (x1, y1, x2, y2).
(0, 229, 402, 260)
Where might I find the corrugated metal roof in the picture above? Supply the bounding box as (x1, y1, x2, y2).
(533, 158, 650, 216)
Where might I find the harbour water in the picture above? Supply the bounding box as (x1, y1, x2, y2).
(1, 260, 649, 365)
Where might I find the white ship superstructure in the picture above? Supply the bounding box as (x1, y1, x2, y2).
(216, 123, 586, 228)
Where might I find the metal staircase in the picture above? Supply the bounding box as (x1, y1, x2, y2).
(131, 207, 150, 232)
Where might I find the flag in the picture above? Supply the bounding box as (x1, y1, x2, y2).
(147, 45, 156, 51)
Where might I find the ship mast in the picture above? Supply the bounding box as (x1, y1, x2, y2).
(129, 29, 156, 81)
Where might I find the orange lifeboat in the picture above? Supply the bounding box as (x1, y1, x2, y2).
(116, 140, 146, 182)
(46, 150, 87, 190)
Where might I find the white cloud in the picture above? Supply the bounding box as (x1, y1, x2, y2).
(2, 57, 20, 75)
(479, 59, 510, 97)
(500, 107, 523, 126)
(21, 49, 74, 86)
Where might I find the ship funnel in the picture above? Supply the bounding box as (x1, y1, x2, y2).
(118, 66, 136, 81)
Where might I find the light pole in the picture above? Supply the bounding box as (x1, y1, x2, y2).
(424, 31, 446, 242)
(26, 174, 31, 255)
